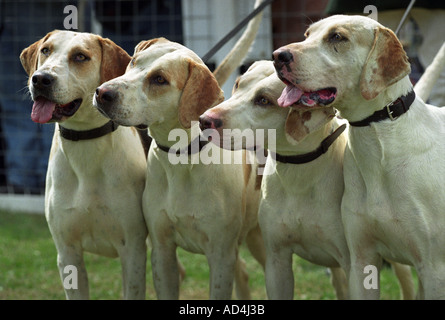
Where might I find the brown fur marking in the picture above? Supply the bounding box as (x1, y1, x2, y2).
(134, 37, 168, 54)
(285, 109, 310, 142)
(20, 31, 56, 77)
(360, 27, 411, 100)
(178, 60, 224, 129)
(98, 37, 131, 83)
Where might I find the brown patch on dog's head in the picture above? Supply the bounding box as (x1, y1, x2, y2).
(97, 37, 131, 83)
(134, 37, 168, 54)
(360, 26, 411, 100)
(178, 59, 224, 129)
(20, 30, 58, 78)
(285, 108, 336, 143)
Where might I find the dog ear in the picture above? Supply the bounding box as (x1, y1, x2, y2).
(98, 37, 131, 83)
(20, 30, 57, 77)
(134, 38, 167, 54)
(285, 107, 336, 143)
(178, 60, 224, 129)
(360, 26, 411, 100)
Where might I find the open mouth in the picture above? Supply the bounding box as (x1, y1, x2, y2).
(277, 80, 337, 108)
(31, 97, 82, 124)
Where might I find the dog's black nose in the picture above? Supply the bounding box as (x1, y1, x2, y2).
(32, 72, 55, 88)
(273, 49, 294, 65)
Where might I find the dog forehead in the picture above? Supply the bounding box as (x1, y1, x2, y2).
(43, 31, 99, 55)
(239, 61, 275, 89)
(309, 14, 380, 37)
(246, 60, 274, 76)
(265, 73, 286, 95)
(135, 41, 201, 68)
(44, 31, 81, 45)
(234, 62, 284, 103)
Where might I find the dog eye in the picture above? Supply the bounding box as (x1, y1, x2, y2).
(129, 58, 136, 68)
(329, 33, 346, 43)
(73, 53, 89, 62)
(41, 48, 50, 56)
(255, 96, 271, 106)
(152, 75, 168, 85)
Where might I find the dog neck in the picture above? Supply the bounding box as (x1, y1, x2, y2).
(155, 135, 208, 155)
(150, 119, 202, 154)
(349, 89, 415, 127)
(277, 117, 342, 155)
(272, 120, 346, 164)
(58, 120, 119, 141)
(337, 76, 413, 123)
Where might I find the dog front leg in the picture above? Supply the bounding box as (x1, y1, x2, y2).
(56, 244, 89, 299)
(347, 247, 382, 300)
(416, 264, 445, 299)
(264, 245, 294, 300)
(151, 243, 180, 299)
(119, 238, 147, 300)
(343, 210, 382, 298)
(207, 245, 237, 299)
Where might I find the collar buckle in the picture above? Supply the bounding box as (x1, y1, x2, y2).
(386, 101, 397, 121)
(349, 89, 416, 127)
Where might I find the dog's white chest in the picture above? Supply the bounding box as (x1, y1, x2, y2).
(145, 155, 245, 254)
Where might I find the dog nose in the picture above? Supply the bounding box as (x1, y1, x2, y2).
(272, 49, 294, 65)
(32, 72, 55, 88)
(199, 114, 223, 131)
(95, 86, 118, 105)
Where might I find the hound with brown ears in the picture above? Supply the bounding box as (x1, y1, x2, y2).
(273, 14, 445, 299)
(94, 38, 266, 300)
(200, 60, 415, 300)
(20, 30, 148, 299)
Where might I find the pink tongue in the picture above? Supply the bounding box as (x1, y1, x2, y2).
(277, 85, 304, 107)
(31, 97, 57, 124)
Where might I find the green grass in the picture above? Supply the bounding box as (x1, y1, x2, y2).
(0, 209, 416, 300)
